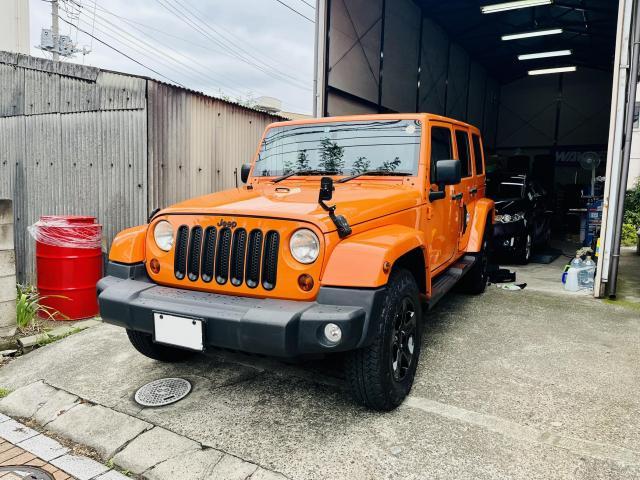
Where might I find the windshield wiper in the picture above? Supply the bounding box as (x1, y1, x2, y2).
(336, 170, 412, 184)
(272, 169, 338, 183)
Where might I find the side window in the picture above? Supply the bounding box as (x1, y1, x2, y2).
(455, 130, 472, 178)
(472, 134, 484, 175)
(430, 126, 453, 183)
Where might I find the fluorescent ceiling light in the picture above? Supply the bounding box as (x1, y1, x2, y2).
(502, 28, 563, 40)
(481, 0, 553, 14)
(528, 66, 577, 75)
(519, 50, 572, 60)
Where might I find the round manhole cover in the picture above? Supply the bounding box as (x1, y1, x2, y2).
(0, 466, 54, 480)
(134, 378, 192, 407)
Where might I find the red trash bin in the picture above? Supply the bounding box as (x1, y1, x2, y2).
(31, 216, 103, 320)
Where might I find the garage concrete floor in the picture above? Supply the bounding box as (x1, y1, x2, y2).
(0, 260, 638, 479)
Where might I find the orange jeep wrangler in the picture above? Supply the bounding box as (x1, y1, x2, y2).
(98, 114, 494, 410)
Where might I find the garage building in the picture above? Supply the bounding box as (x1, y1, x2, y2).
(313, 0, 637, 298)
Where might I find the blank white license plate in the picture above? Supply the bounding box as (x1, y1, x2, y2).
(154, 313, 204, 351)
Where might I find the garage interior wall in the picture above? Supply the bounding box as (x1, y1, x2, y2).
(324, 0, 500, 148)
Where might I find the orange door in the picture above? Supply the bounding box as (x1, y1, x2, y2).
(426, 122, 460, 272)
(453, 128, 476, 252)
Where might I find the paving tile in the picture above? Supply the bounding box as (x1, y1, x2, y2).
(52, 471, 70, 480)
(18, 434, 69, 462)
(0, 420, 38, 444)
(93, 470, 131, 480)
(0, 452, 35, 466)
(34, 389, 79, 426)
(0, 413, 10, 423)
(145, 448, 224, 480)
(0, 382, 56, 419)
(48, 404, 151, 459)
(210, 454, 258, 480)
(0, 447, 22, 464)
(112, 426, 200, 474)
(51, 454, 109, 480)
(0, 442, 14, 454)
(250, 468, 289, 480)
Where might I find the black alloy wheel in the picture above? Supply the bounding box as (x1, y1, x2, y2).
(390, 297, 417, 382)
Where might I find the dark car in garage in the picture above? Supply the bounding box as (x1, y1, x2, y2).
(487, 174, 552, 264)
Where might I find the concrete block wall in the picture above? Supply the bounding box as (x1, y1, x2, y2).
(0, 200, 16, 336)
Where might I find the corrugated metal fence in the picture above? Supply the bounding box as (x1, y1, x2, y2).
(0, 52, 282, 282)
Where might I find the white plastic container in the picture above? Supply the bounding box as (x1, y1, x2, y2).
(565, 255, 583, 292)
(579, 256, 596, 290)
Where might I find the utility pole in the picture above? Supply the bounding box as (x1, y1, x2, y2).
(51, 0, 59, 61)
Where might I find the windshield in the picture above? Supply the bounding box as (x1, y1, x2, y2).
(488, 181, 525, 200)
(254, 120, 422, 177)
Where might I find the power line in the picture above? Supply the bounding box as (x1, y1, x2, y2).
(169, 0, 310, 79)
(73, 7, 248, 97)
(294, 0, 315, 9)
(57, 14, 185, 86)
(153, 0, 311, 90)
(273, 0, 315, 22)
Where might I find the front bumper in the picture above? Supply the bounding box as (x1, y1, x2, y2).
(98, 262, 385, 358)
(491, 221, 527, 254)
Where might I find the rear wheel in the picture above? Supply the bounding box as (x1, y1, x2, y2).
(345, 269, 422, 411)
(126, 329, 195, 362)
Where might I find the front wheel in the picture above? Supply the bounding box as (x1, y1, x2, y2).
(516, 232, 532, 265)
(345, 269, 422, 411)
(126, 329, 196, 362)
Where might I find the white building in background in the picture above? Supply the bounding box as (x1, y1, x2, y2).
(0, 0, 30, 55)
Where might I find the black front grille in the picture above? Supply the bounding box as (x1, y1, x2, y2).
(174, 225, 189, 280)
(174, 224, 280, 289)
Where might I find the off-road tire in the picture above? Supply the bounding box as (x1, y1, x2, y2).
(126, 329, 195, 362)
(345, 269, 422, 411)
(459, 225, 490, 295)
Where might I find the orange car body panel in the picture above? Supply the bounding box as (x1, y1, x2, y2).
(109, 225, 146, 263)
(322, 225, 427, 288)
(108, 113, 494, 301)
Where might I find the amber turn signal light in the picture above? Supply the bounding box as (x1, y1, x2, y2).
(298, 274, 314, 291)
(150, 258, 160, 274)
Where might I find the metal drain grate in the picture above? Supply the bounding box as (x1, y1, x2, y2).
(134, 378, 192, 407)
(0, 466, 55, 479)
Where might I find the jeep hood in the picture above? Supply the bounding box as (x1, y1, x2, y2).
(159, 183, 423, 233)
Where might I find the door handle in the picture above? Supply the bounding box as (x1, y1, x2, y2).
(452, 192, 463, 201)
(469, 187, 478, 195)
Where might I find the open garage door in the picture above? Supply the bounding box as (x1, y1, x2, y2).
(314, 0, 637, 298)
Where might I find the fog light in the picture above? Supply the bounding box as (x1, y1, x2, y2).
(324, 323, 342, 344)
(298, 274, 314, 291)
(150, 258, 160, 274)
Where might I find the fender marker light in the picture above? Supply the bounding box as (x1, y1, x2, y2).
(502, 28, 562, 41)
(518, 50, 572, 61)
(481, 0, 552, 14)
(528, 66, 577, 76)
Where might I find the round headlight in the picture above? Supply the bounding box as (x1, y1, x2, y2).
(154, 221, 174, 251)
(290, 229, 320, 264)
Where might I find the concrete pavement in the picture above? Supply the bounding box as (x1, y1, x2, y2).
(0, 286, 638, 479)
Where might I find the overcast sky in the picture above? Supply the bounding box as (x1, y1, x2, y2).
(28, 0, 316, 113)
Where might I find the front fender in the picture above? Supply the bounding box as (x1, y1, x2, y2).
(321, 225, 427, 288)
(467, 198, 495, 253)
(108, 225, 147, 263)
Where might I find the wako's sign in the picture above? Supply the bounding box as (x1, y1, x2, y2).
(555, 150, 606, 166)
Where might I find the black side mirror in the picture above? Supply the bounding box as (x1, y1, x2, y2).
(319, 176, 334, 202)
(240, 163, 251, 183)
(429, 159, 461, 202)
(434, 159, 462, 186)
